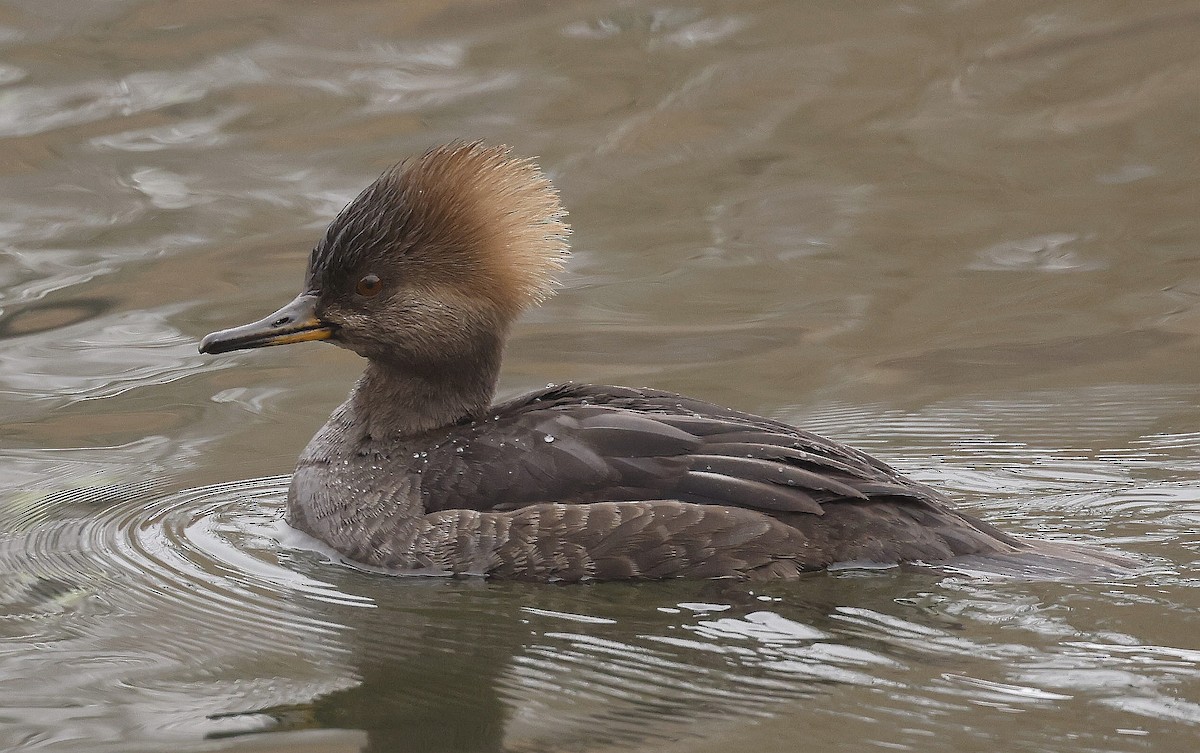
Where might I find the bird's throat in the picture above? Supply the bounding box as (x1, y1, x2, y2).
(351, 350, 502, 440)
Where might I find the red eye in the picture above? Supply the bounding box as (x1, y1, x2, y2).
(356, 273, 382, 297)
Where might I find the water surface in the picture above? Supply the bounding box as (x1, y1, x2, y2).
(1, 2, 1198, 751)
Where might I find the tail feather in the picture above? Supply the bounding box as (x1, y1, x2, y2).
(933, 539, 1144, 580)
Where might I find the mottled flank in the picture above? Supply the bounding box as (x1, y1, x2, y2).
(202, 143, 1137, 582)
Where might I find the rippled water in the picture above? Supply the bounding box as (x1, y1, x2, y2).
(2, 2, 1199, 751)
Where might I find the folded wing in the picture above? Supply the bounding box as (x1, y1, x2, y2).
(418, 383, 942, 517)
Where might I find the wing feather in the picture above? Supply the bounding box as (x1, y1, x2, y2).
(417, 383, 940, 518)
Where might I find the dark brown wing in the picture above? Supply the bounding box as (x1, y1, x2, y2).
(416, 383, 945, 517)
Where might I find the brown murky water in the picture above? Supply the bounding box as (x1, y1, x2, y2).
(2, 1, 1198, 751)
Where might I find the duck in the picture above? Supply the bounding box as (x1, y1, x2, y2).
(199, 142, 1116, 581)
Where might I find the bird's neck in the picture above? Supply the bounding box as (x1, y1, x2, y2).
(350, 348, 501, 439)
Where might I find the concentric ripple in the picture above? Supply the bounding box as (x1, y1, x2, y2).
(0, 474, 366, 750)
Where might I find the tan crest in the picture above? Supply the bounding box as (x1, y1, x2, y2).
(391, 142, 570, 312)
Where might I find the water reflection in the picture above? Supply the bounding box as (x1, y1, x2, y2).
(3, 0, 1200, 751)
(239, 554, 919, 752)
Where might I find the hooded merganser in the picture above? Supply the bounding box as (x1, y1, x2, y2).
(200, 143, 1102, 581)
